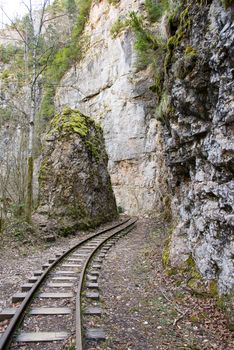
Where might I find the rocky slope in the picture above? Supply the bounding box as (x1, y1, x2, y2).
(34, 108, 117, 235)
(55, 0, 169, 216)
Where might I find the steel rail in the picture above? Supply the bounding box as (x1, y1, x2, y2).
(76, 218, 137, 350)
(0, 217, 131, 350)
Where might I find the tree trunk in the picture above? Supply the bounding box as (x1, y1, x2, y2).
(25, 49, 36, 223)
(25, 155, 33, 222)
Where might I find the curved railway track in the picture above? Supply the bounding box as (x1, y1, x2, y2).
(0, 217, 137, 350)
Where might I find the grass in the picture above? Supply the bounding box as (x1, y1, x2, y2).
(110, 17, 129, 38)
(64, 343, 75, 350)
(145, 0, 170, 22)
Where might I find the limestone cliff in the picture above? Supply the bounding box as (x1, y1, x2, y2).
(157, 0, 234, 294)
(34, 108, 117, 235)
(55, 0, 233, 294)
(55, 0, 169, 216)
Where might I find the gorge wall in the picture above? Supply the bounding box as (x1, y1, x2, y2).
(0, 0, 233, 296)
(55, 0, 233, 294)
(160, 0, 234, 294)
(55, 0, 169, 217)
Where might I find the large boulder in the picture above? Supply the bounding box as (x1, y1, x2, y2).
(34, 108, 117, 235)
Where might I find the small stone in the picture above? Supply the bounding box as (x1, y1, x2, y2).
(44, 235, 56, 243)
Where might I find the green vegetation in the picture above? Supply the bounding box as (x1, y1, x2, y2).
(0, 107, 12, 125)
(164, 6, 191, 73)
(124, 1, 202, 124)
(64, 344, 75, 350)
(38, 157, 49, 184)
(185, 45, 197, 56)
(174, 45, 198, 79)
(162, 236, 171, 267)
(145, 0, 170, 22)
(0, 44, 22, 64)
(155, 92, 171, 123)
(186, 254, 203, 289)
(49, 107, 103, 160)
(222, 0, 233, 9)
(129, 12, 163, 70)
(50, 108, 91, 136)
(86, 137, 101, 160)
(110, 18, 129, 38)
(117, 205, 125, 213)
(39, 0, 92, 123)
(108, 0, 120, 5)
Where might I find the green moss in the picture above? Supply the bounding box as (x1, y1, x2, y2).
(209, 280, 219, 297)
(222, 0, 233, 9)
(65, 205, 87, 219)
(50, 108, 90, 137)
(185, 46, 198, 56)
(186, 255, 202, 279)
(49, 108, 104, 161)
(162, 237, 171, 267)
(174, 45, 198, 79)
(86, 138, 100, 160)
(155, 92, 173, 123)
(38, 158, 49, 183)
(164, 4, 192, 74)
(179, 6, 189, 24)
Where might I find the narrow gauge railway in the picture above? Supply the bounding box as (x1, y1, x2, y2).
(0, 217, 137, 349)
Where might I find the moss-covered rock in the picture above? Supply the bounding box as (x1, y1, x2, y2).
(34, 108, 118, 235)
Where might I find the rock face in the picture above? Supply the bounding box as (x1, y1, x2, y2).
(162, 1, 234, 294)
(55, 0, 168, 216)
(35, 108, 117, 234)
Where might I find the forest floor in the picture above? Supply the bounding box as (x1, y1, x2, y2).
(0, 217, 233, 350)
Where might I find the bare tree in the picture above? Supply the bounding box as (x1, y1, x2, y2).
(0, 0, 67, 222)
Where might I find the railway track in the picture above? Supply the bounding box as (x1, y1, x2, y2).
(0, 217, 137, 350)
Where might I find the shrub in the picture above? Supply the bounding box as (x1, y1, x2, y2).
(110, 18, 129, 38)
(145, 0, 170, 22)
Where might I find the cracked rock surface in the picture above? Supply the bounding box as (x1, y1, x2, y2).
(162, 0, 234, 294)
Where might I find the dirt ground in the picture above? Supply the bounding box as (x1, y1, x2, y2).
(98, 219, 234, 350)
(0, 218, 233, 350)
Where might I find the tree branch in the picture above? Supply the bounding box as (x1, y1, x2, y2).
(0, 7, 27, 45)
